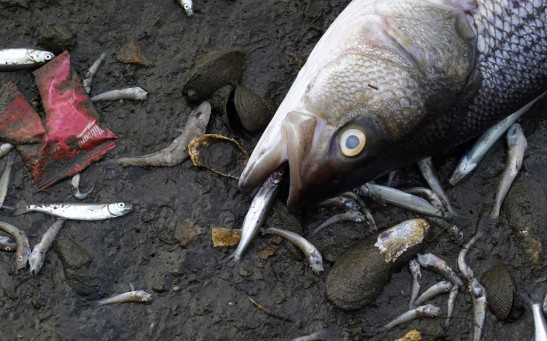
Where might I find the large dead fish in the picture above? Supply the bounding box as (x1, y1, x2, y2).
(238, 0, 546, 210)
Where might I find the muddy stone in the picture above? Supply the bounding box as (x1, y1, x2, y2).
(37, 24, 76, 53)
(115, 38, 150, 67)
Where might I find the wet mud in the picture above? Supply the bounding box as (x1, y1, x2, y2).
(0, 0, 545, 340)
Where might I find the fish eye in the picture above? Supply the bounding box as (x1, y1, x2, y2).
(340, 128, 366, 157)
(44, 53, 53, 60)
(118, 203, 125, 208)
(184, 4, 190, 9)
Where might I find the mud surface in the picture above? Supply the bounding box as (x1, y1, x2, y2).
(0, 1, 545, 340)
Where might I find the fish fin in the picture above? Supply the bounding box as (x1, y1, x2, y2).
(11, 201, 29, 216)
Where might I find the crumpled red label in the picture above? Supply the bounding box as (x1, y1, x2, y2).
(0, 82, 45, 145)
(28, 50, 117, 189)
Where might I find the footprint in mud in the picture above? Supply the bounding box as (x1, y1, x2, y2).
(54, 236, 98, 297)
(152, 204, 181, 245)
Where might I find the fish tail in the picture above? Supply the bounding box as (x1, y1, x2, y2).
(11, 201, 29, 216)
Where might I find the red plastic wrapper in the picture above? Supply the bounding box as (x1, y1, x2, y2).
(0, 82, 45, 145)
(27, 50, 118, 189)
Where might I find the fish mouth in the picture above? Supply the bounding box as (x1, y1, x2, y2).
(239, 111, 332, 210)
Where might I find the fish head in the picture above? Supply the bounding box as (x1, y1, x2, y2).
(108, 202, 134, 217)
(239, 0, 478, 210)
(309, 251, 324, 274)
(30, 50, 55, 63)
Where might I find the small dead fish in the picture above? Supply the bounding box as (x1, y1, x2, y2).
(0, 235, 16, 252)
(29, 220, 66, 275)
(0, 153, 14, 206)
(357, 183, 449, 220)
(449, 91, 544, 186)
(70, 173, 95, 200)
(0, 143, 14, 159)
(383, 304, 441, 331)
(533, 303, 547, 341)
(0, 221, 31, 270)
(413, 280, 452, 307)
(116, 101, 211, 167)
(0, 48, 55, 71)
(91, 87, 148, 102)
(12, 202, 133, 221)
(178, 0, 193, 16)
(417, 157, 456, 217)
(97, 289, 153, 306)
(491, 123, 527, 218)
(262, 227, 323, 273)
(408, 259, 421, 308)
(83, 52, 107, 94)
(446, 284, 460, 327)
(308, 211, 366, 237)
(228, 167, 284, 262)
(417, 253, 463, 287)
(470, 279, 487, 341)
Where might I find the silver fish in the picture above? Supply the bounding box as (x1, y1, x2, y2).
(383, 304, 440, 331)
(470, 279, 487, 341)
(0, 153, 14, 207)
(357, 183, 449, 220)
(262, 227, 323, 273)
(449, 92, 544, 186)
(543, 294, 547, 317)
(238, 0, 545, 210)
(228, 168, 284, 262)
(492, 123, 527, 218)
(413, 280, 452, 307)
(0, 235, 16, 252)
(533, 303, 547, 341)
(116, 101, 211, 167)
(0, 143, 13, 159)
(97, 288, 153, 306)
(408, 259, 421, 308)
(29, 220, 66, 275)
(405, 187, 443, 210)
(12, 202, 133, 221)
(91, 87, 148, 102)
(446, 284, 460, 328)
(290, 328, 332, 341)
(70, 173, 95, 200)
(417, 157, 456, 216)
(0, 221, 31, 270)
(178, 0, 193, 16)
(0, 48, 55, 71)
(83, 52, 107, 94)
(308, 211, 365, 237)
(417, 253, 463, 287)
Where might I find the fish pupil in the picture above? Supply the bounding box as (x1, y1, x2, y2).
(345, 135, 359, 149)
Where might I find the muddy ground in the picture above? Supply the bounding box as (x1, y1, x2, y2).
(0, 0, 545, 340)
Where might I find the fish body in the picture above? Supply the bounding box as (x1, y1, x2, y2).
(12, 202, 133, 220)
(262, 227, 323, 273)
(0, 153, 14, 206)
(178, 0, 193, 16)
(0, 48, 55, 71)
(0, 221, 31, 269)
(97, 290, 153, 306)
(471, 279, 487, 341)
(417, 253, 463, 287)
(413, 280, 452, 307)
(91, 87, 148, 102)
(239, 0, 546, 210)
(0, 143, 13, 159)
(383, 304, 440, 331)
(533, 303, 547, 341)
(29, 220, 66, 274)
(408, 259, 421, 308)
(229, 168, 284, 262)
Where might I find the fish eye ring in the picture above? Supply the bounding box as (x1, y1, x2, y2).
(45, 53, 53, 60)
(340, 128, 366, 157)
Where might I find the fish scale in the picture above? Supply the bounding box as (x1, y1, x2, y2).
(239, 0, 546, 209)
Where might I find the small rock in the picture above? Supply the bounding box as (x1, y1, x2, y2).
(238, 268, 252, 278)
(31, 331, 62, 341)
(170, 269, 183, 277)
(172, 285, 182, 292)
(257, 247, 276, 260)
(116, 38, 150, 67)
(152, 284, 165, 293)
(270, 235, 284, 245)
(174, 219, 204, 247)
(37, 24, 76, 53)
